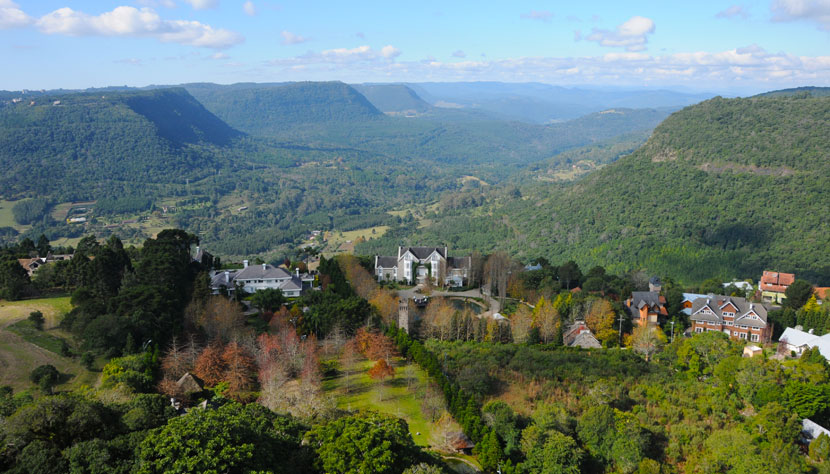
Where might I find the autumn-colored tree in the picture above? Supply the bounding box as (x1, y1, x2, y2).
(157, 377, 184, 400)
(222, 342, 257, 394)
(193, 343, 227, 387)
(186, 296, 246, 342)
(512, 305, 534, 343)
(584, 298, 618, 346)
(533, 297, 562, 344)
(420, 298, 454, 340)
(369, 290, 398, 326)
(161, 337, 191, 380)
(630, 325, 667, 361)
(368, 359, 395, 381)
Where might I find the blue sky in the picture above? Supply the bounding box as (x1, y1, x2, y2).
(1, 0, 829, 94)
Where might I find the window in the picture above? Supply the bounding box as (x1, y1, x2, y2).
(750, 334, 760, 342)
(740, 325, 748, 329)
(708, 321, 718, 326)
(723, 312, 734, 317)
(733, 331, 739, 336)
(739, 333, 747, 340)
(695, 327, 703, 333)
(726, 321, 733, 326)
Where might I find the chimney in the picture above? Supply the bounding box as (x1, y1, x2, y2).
(196, 246, 200, 254)
(809, 328, 815, 334)
(296, 268, 300, 278)
(224, 271, 230, 283)
(262, 263, 266, 270)
(243, 260, 249, 268)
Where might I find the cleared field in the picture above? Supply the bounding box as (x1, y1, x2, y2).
(0, 296, 97, 391)
(322, 357, 452, 448)
(0, 199, 27, 230)
(324, 226, 390, 255)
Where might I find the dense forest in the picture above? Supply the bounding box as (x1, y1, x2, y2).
(359, 93, 830, 284)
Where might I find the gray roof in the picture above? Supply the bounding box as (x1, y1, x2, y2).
(234, 264, 293, 281)
(400, 246, 446, 260)
(803, 419, 830, 442)
(376, 256, 398, 268)
(570, 331, 602, 349)
(631, 291, 662, 307)
(689, 295, 769, 327)
(211, 269, 238, 288)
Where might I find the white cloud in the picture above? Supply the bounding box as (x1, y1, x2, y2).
(264, 44, 830, 91)
(243, 1, 256, 16)
(772, 0, 830, 30)
(183, 0, 218, 10)
(209, 52, 228, 59)
(520, 10, 553, 22)
(281, 30, 309, 45)
(586, 15, 655, 51)
(136, 0, 176, 7)
(35, 6, 243, 49)
(0, 0, 31, 29)
(452, 49, 466, 58)
(716, 5, 750, 19)
(381, 45, 401, 59)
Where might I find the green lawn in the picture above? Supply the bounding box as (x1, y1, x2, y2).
(323, 357, 449, 448)
(0, 199, 27, 231)
(0, 296, 98, 391)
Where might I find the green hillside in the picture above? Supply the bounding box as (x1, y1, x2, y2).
(184, 81, 384, 134)
(352, 84, 431, 113)
(0, 88, 242, 200)
(359, 94, 830, 284)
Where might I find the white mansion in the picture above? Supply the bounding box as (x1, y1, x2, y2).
(374, 246, 471, 286)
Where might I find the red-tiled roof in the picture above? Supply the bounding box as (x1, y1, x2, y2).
(816, 287, 830, 301)
(760, 270, 795, 293)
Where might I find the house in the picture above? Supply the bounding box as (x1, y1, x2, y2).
(624, 292, 667, 326)
(648, 277, 662, 293)
(563, 321, 602, 348)
(779, 326, 830, 358)
(815, 287, 829, 304)
(802, 419, 830, 444)
(760, 270, 795, 304)
(374, 246, 471, 286)
(681, 293, 708, 315)
(743, 345, 763, 357)
(210, 260, 313, 297)
(17, 253, 74, 276)
(689, 295, 771, 343)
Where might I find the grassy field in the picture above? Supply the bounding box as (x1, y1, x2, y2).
(323, 357, 453, 448)
(323, 226, 390, 255)
(0, 296, 98, 391)
(0, 199, 27, 231)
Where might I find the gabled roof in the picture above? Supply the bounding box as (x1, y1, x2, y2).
(629, 291, 663, 308)
(682, 293, 709, 303)
(376, 256, 398, 268)
(570, 331, 602, 349)
(399, 246, 446, 260)
(690, 295, 769, 326)
(211, 269, 239, 288)
(761, 270, 795, 293)
(780, 327, 818, 347)
(176, 372, 204, 394)
(234, 264, 293, 281)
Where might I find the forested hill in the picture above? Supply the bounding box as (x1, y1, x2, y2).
(0, 88, 242, 200)
(184, 81, 384, 135)
(507, 94, 830, 282)
(359, 93, 830, 284)
(756, 86, 830, 98)
(352, 84, 432, 113)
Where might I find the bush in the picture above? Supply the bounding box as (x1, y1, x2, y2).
(30, 364, 61, 393)
(28, 311, 45, 330)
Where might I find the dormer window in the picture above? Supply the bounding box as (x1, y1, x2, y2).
(723, 312, 734, 317)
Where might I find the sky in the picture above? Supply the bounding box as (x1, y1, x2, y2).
(1, 0, 829, 94)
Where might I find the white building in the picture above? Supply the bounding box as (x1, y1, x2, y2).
(375, 246, 470, 286)
(210, 260, 313, 298)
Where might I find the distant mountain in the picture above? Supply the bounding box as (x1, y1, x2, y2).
(0, 88, 242, 200)
(184, 81, 383, 136)
(755, 86, 830, 98)
(360, 93, 830, 284)
(405, 82, 713, 123)
(352, 84, 431, 113)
